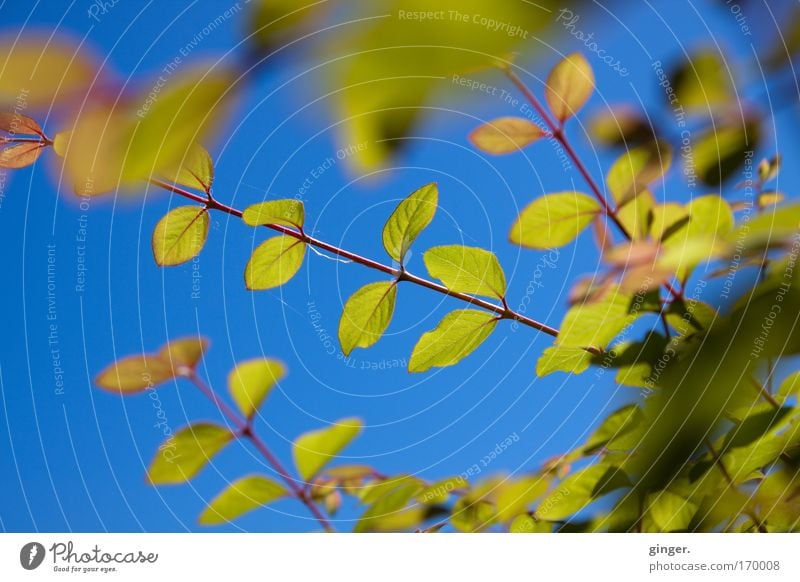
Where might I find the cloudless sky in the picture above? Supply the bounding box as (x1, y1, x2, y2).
(1, 0, 799, 532)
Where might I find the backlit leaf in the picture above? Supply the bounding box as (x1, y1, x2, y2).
(423, 245, 507, 300)
(338, 281, 397, 356)
(95, 354, 175, 394)
(0, 141, 45, 169)
(382, 182, 438, 263)
(648, 490, 698, 532)
(536, 346, 593, 377)
(148, 423, 233, 485)
(557, 286, 641, 349)
(536, 464, 630, 521)
(510, 514, 552, 533)
(469, 117, 544, 154)
(152, 206, 209, 267)
(0, 112, 44, 136)
(228, 359, 286, 419)
(199, 475, 288, 525)
(777, 372, 800, 403)
(293, 418, 363, 481)
(616, 190, 654, 240)
(161, 143, 214, 193)
(158, 337, 209, 372)
(510, 192, 601, 249)
(545, 53, 594, 122)
(245, 235, 306, 290)
(694, 119, 760, 186)
(355, 480, 424, 533)
(409, 310, 497, 373)
(495, 477, 549, 522)
(606, 141, 672, 206)
(243, 199, 305, 229)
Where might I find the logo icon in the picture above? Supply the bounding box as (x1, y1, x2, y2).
(20, 542, 46, 570)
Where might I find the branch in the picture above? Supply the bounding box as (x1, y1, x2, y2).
(186, 371, 335, 532)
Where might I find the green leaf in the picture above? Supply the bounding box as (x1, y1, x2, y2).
(228, 359, 286, 419)
(545, 52, 594, 122)
(650, 203, 689, 242)
(616, 190, 654, 240)
(647, 490, 698, 532)
(469, 117, 544, 155)
(161, 143, 214, 193)
(245, 235, 306, 290)
(669, 51, 732, 111)
(199, 475, 288, 525)
(510, 514, 552, 533)
(556, 286, 641, 349)
(242, 199, 305, 229)
(606, 141, 672, 206)
(423, 245, 507, 300)
(536, 464, 630, 521)
(409, 310, 497, 373)
(686, 195, 735, 238)
(152, 206, 209, 267)
(382, 182, 438, 263)
(583, 404, 644, 454)
(694, 119, 760, 186)
(495, 477, 549, 523)
(293, 418, 363, 481)
(355, 480, 424, 533)
(417, 476, 469, 504)
(338, 281, 397, 356)
(95, 354, 175, 394)
(777, 372, 800, 403)
(148, 423, 233, 485)
(536, 346, 593, 377)
(510, 192, 601, 249)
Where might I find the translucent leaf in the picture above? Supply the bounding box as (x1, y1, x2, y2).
(545, 52, 594, 122)
(777, 372, 800, 403)
(382, 182, 438, 263)
(242, 199, 305, 229)
(95, 354, 175, 394)
(557, 286, 640, 349)
(536, 346, 593, 377)
(606, 141, 672, 206)
(650, 203, 688, 242)
(469, 117, 544, 155)
(0, 37, 96, 107)
(355, 480, 424, 533)
(451, 496, 496, 533)
(152, 206, 209, 267)
(158, 337, 209, 372)
(161, 143, 214, 193)
(338, 281, 397, 356)
(510, 192, 601, 249)
(583, 404, 643, 454)
(0, 142, 45, 169)
(293, 418, 363, 481)
(228, 359, 286, 419)
(495, 477, 549, 523)
(148, 423, 233, 485)
(510, 514, 552, 533)
(685, 195, 735, 238)
(423, 245, 506, 300)
(664, 299, 717, 337)
(199, 475, 288, 525)
(408, 310, 497, 373)
(417, 476, 469, 504)
(536, 464, 630, 521)
(647, 490, 698, 532)
(0, 112, 44, 136)
(244, 235, 306, 290)
(616, 190, 654, 240)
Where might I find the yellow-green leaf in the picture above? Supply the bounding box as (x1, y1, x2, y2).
(158, 337, 209, 372)
(199, 475, 288, 525)
(409, 310, 497, 373)
(228, 359, 286, 419)
(95, 354, 175, 394)
(161, 143, 214, 193)
(536, 346, 593, 377)
(338, 281, 397, 356)
(148, 423, 233, 485)
(469, 117, 544, 155)
(686, 195, 735, 238)
(243, 199, 305, 229)
(545, 52, 594, 122)
(424, 245, 506, 300)
(293, 418, 363, 481)
(382, 182, 437, 263)
(245, 235, 306, 290)
(606, 141, 672, 206)
(616, 190, 654, 240)
(557, 286, 640, 349)
(536, 464, 630, 521)
(510, 192, 601, 249)
(152, 206, 209, 267)
(647, 490, 698, 532)
(510, 514, 552, 533)
(777, 372, 800, 403)
(495, 477, 549, 523)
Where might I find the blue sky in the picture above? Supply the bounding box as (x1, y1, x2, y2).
(1, 0, 798, 532)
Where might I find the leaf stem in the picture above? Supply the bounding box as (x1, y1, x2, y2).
(149, 178, 561, 339)
(186, 371, 335, 532)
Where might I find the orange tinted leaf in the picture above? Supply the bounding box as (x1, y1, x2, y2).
(0, 142, 45, 168)
(95, 355, 175, 394)
(0, 112, 44, 136)
(469, 117, 544, 154)
(545, 53, 594, 122)
(158, 337, 209, 372)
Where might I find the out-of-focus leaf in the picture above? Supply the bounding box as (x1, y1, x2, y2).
(382, 182, 437, 263)
(355, 480, 424, 532)
(409, 310, 497, 373)
(469, 117, 544, 154)
(160, 143, 214, 193)
(606, 141, 672, 206)
(245, 235, 306, 290)
(423, 245, 506, 300)
(583, 404, 644, 454)
(293, 418, 363, 481)
(0, 141, 45, 169)
(536, 464, 630, 521)
(158, 337, 209, 372)
(495, 477, 549, 522)
(693, 118, 760, 186)
(686, 195, 734, 238)
(616, 190, 654, 240)
(199, 475, 288, 525)
(152, 206, 209, 267)
(650, 203, 688, 242)
(588, 106, 654, 147)
(243, 199, 305, 229)
(545, 52, 594, 122)
(0, 37, 96, 107)
(338, 281, 397, 356)
(668, 50, 732, 111)
(0, 112, 44, 136)
(510, 192, 601, 249)
(228, 359, 286, 419)
(417, 476, 469, 504)
(664, 299, 717, 337)
(536, 346, 593, 377)
(148, 423, 233, 485)
(647, 490, 698, 532)
(777, 372, 800, 403)
(95, 354, 175, 394)
(510, 514, 552, 533)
